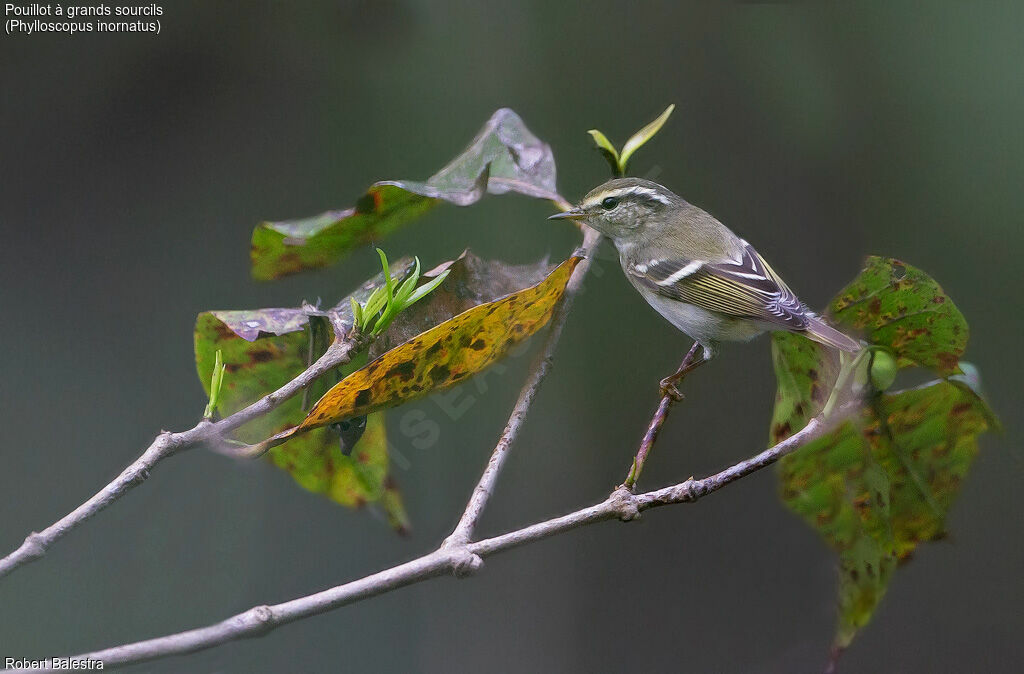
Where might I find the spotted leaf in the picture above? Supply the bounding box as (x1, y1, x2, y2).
(778, 381, 995, 650)
(828, 256, 968, 375)
(260, 256, 581, 449)
(194, 264, 413, 532)
(771, 257, 995, 657)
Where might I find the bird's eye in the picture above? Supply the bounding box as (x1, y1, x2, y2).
(601, 196, 619, 210)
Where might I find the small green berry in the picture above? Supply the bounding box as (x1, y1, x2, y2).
(869, 350, 898, 391)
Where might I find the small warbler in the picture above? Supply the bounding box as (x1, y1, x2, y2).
(551, 178, 859, 388)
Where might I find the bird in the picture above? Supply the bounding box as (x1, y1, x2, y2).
(550, 177, 860, 396)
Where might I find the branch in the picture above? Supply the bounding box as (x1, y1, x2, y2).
(0, 218, 591, 582)
(623, 340, 703, 489)
(446, 226, 602, 545)
(0, 335, 365, 582)
(37, 407, 849, 672)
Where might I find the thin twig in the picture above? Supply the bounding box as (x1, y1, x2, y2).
(446, 226, 602, 546)
(35, 407, 850, 673)
(623, 341, 702, 489)
(0, 216, 588, 580)
(0, 336, 365, 582)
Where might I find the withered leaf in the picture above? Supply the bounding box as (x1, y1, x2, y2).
(251, 109, 560, 280)
(261, 255, 581, 449)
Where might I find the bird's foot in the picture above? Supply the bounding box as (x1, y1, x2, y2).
(659, 375, 685, 401)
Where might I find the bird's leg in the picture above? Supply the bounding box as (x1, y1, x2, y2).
(658, 342, 706, 400)
(623, 342, 707, 491)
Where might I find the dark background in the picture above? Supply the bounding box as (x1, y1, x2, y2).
(1, 2, 1021, 672)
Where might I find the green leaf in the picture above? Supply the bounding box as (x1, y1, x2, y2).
(251, 109, 561, 280)
(203, 349, 226, 420)
(587, 128, 621, 176)
(358, 250, 448, 339)
(362, 285, 389, 326)
(377, 248, 395, 307)
(194, 259, 415, 532)
(268, 409, 409, 535)
(194, 308, 331, 447)
(402, 268, 448, 308)
(769, 332, 844, 444)
(777, 380, 994, 649)
(349, 297, 363, 330)
(251, 185, 436, 281)
(393, 257, 422, 303)
(618, 104, 675, 173)
(829, 257, 968, 375)
(587, 129, 619, 160)
(770, 257, 996, 653)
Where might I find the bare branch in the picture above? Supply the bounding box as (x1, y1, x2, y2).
(0, 218, 591, 582)
(0, 335, 365, 582)
(40, 550, 457, 670)
(35, 406, 850, 673)
(1, 204, 854, 674)
(446, 226, 602, 546)
(623, 340, 703, 489)
(472, 409, 840, 556)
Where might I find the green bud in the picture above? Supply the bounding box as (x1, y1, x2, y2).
(869, 350, 898, 391)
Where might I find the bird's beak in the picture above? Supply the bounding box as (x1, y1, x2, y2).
(548, 207, 586, 221)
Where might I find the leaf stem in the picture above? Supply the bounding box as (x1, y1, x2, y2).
(822, 348, 869, 419)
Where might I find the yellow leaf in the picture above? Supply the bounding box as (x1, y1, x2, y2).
(262, 256, 581, 450)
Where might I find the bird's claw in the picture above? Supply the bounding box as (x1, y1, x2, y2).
(659, 377, 684, 401)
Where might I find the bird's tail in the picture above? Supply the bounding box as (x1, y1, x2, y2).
(804, 316, 861, 353)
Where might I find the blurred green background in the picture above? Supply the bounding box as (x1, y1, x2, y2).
(1, 2, 1021, 671)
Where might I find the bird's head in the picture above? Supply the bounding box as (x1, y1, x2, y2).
(550, 178, 683, 241)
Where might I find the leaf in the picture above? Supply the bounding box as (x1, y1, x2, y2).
(769, 332, 843, 445)
(251, 108, 561, 280)
(587, 128, 621, 176)
(380, 108, 560, 203)
(828, 257, 968, 375)
(618, 104, 675, 173)
(203, 308, 315, 343)
(369, 250, 556, 357)
(203, 349, 226, 420)
(268, 411, 409, 535)
(251, 185, 436, 282)
(770, 257, 996, 652)
(194, 261, 415, 532)
(264, 256, 581, 447)
(777, 381, 994, 648)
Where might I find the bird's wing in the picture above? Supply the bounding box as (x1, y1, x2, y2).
(626, 241, 809, 330)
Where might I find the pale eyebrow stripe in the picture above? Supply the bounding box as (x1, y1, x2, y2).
(627, 187, 673, 205)
(583, 185, 672, 207)
(583, 187, 631, 207)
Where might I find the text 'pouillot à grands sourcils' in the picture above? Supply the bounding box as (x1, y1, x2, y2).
(5, 4, 162, 17)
